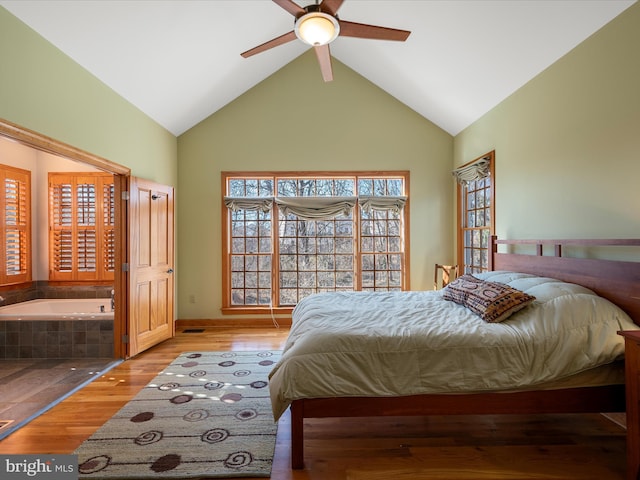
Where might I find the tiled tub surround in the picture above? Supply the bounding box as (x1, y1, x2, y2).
(0, 299, 114, 359)
(0, 282, 113, 306)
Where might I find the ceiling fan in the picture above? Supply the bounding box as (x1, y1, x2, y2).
(240, 0, 411, 82)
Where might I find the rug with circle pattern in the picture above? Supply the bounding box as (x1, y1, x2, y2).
(73, 351, 281, 478)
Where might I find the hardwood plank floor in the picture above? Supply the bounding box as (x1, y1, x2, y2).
(0, 327, 627, 479)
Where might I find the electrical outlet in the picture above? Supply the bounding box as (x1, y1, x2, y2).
(189, 294, 196, 304)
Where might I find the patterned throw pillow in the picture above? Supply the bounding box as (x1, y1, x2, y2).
(443, 274, 536, 323)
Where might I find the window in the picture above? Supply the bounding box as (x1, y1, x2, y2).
(49, 172, 115, 282)
(455, 151, 495, 274)
(1, 164, 31, 285)
(222, 172, 409, 311)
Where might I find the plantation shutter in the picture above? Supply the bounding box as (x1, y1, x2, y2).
(1, 165, 31, 285)
(50, 180, 73, 278)
(49, 173, 115, 282)
(103, 181, 116, 275)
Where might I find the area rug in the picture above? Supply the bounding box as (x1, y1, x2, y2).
(73, 351, 281, 479)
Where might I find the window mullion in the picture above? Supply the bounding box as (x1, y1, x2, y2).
(355, 206, 362, 291)
(272, 205, 280, 308)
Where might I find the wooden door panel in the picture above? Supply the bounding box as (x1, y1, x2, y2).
(154, 191, 170, 266)
(128, 177, 175, 357)
(135, 281, 152, 334)
(155, 277, 169, 328)
(136, 187, 152, 268)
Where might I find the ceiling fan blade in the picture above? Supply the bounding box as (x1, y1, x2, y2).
(240, 31, 297, 58)
(320, 0, 345, 16)
(273, 0, 305, 17)
(338, 20, 411, 41)
(314, 44, 333, 82)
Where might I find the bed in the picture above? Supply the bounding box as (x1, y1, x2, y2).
(268, 236, 640, 473)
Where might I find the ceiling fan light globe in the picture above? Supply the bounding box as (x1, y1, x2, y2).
(295, 12, 340, 46)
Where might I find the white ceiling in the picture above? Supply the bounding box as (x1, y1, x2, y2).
(1, 0, 635, 136)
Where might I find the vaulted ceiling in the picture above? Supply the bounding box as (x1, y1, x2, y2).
(1, 0, 634, 136)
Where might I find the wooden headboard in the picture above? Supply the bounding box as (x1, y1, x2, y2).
(489, 236, 640, 326)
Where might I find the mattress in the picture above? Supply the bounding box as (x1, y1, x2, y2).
(269, 272, 638, 419)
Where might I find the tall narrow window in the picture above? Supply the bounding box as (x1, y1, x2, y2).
(223, 172, 409, 312)
(0, 164, 31, 285)
(49, 172, 115, 282)
(455, 151, 495, 274)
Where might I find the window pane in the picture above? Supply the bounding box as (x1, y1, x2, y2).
(335, 179, 354, 195)
(259, 179, 274, 196)
(279, 288, 297, 305)
(318, 272, 335, 287)
(232, 238, 245, 254)
(316, 179, 333, 196)
(317, 237, 334, 253)
(358, 179, 373, 195)
(231, 289, 245, 305)
(245, 271, 257, 288)
(280, 255, 296, 270)
(277, 179, 297, 196)
(246, 238, 258, 254)
(280, 271, 296, 287)
(258, 289, 271, 305)
(335, 255, 353, 270)
(387, 179, 403, 195)
(258, 271, 271, 286)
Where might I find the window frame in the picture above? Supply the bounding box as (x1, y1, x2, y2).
(1, 164, 32, 286)
(221, 171, 410, 314)
(456, 151, 495, 275)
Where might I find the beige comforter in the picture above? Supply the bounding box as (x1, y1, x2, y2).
(269, 272, 638, 419)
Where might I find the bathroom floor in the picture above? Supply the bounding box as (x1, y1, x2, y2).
(0, 357, 120, 440)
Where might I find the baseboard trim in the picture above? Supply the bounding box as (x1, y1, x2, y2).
(176, 317, 292, 328)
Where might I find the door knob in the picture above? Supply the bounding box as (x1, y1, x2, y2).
(167, 268, 174, 274)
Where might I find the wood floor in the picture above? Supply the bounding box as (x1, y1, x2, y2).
(0, 327, 628, 479)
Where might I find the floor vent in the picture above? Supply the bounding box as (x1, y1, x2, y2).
(182, 328, 205, 333)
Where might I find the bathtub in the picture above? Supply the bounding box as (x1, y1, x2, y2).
(0, 299, 114, 359)
(0, 298, 114, 320)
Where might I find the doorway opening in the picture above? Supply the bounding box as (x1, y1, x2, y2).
(0, 118, 129, 359)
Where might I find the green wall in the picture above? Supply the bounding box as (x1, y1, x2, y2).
(0, 7, 177, 184)
(454, 2, 640, 242)
(178, 51, 453, 319)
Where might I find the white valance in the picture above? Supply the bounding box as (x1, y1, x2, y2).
(358, 196, 407, 214)
(275, 196, 356, 221)
(452, 156, 491, 185)
(224, 196, 273, 213)
(225, 196, 406, 220)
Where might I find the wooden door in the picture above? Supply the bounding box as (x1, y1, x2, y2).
(127, 177, 175, 357)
